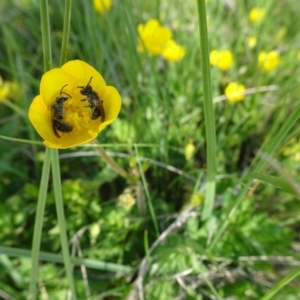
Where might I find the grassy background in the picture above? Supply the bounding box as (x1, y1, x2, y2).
(1, 0, 300, 299)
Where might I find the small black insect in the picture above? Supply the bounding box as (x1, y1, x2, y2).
(51, 84, 73, 138)
(77, 76, 105, 122)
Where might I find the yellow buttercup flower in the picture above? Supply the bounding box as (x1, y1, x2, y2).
(189, 192, 204, 207)
(210, 50, 233, 71)
(137, 19, 172, 56)
(28, 60, 121, 149)
(225, 82, 246, 103)
(258, 51, 280, 71)
(162, 39, 185, 62)
(93, 0, 112, 14)
(184, 139, 196, 161)
(249, 8, 266, 23)
(0, 76, 11, 102)
(246, 36, 257, 48)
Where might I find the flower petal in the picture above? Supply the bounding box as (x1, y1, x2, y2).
(28, 95, 55, 142)
(98, 86, 122, 132)
(62, 60, 107, 98)
(44, 129, 98, 149)
(40, 68, 77, 107)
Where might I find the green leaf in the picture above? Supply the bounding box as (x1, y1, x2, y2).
(245, 173, 300, 197)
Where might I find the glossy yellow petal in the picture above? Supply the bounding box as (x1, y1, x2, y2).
(137, 19, 172, 56)
(225, 82, 245, 102)
(62, 60, 106, 98)
(93, 0, 112, 14)
(210, 50, 233, 71)
(98, 86, 122, 132)
(249, 8, 265, 23)
(162, 40, 185, 62)
(258, 51, 280, 71)
(28, 95, 54, 142)
(40, 68, 77, 107)
(0, 80, 10, 102)
(44, 128, 98, 149)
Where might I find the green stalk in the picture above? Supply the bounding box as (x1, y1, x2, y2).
(134, 144, 160, 237)
(60, 0, 72, 66)
(96, 144, 129, 179)
(196, 0, 217, 221)
(29, 148, 51, 299)
(0, 245, 134, 274)
(259, 266, 300, 300)
(40, 0, 52, 71)
(28, 0, 53, 297)
(50, 149, 77, 299)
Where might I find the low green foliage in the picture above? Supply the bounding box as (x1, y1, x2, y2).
(0, 0, 300, 299)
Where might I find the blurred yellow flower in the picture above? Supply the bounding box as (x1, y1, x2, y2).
(28, 60, 121, 149)
(258, 51, 280, 71)
(283, 140, 300, 162)
(210, 50, 233, 71)
(93, 0, 112, 14)
(137, 19, 172, 56)
(249, 8, 265, 23)
(162, 40, 185, 62)
(0, 76, 11, 102)
(184, 139, 196, 161)
(225, 82, 246, 103)
(246, 36, 257, 48)
(189, 192, 203, 207)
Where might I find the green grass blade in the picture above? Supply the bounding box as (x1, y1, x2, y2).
(210, 101, 300, 250)
(0, 246, 134, 274)
(40, 0, 52, 71)
(0, 135, 43, 145)
(259, 266, 300, 300)
(134, 144, 160, 237)
(59, 0, 72, 66)
(196, 0, 217, 221)
(244, 173, 300, 197)
(29, 147, 51, 299)
(50, 148, 77, 299)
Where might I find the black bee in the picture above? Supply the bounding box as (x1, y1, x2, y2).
(77, 76, 105, 122)
(51, 84, 73, 138)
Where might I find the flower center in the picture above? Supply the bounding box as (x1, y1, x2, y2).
(51, 88, 100, 137)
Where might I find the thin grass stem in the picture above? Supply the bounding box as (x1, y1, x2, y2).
(28, 147, 51, 299)
(50, 148, 77, 299)
(28, 0, 53, 297)
(40, 0, 52, 72)
(134, 144, 160, 237)
(196, 0, 217, 221)
(60, 0, 72, 66)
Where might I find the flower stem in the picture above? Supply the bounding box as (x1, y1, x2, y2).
(40, 0, 52, 71)
(29, 148, 51, 299)
(60, 0, 72, 66)
(134, 144, 160, 237)
(196, 0, 217, 221)
(50, 148, 77, 299)
(29, 0, 53, 297)
(94, 140, 130, 179)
